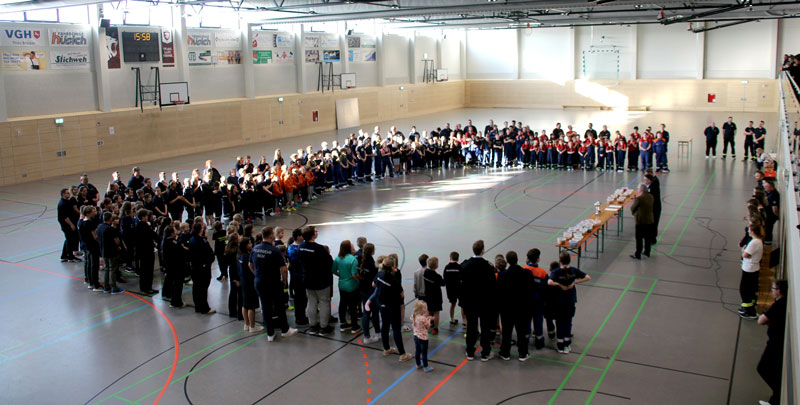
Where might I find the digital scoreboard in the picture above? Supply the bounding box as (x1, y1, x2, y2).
(121, 31, 160, 62)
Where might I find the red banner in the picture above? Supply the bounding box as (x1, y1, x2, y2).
(161, 29, 175, 68)
(105, 27, 120, 69)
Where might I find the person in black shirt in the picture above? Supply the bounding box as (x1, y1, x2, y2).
(704, 122, 719, 158)
(188, 222, 216, 314)
(497, 251, 534, 361)
(645, 171, 662, 244)
(754, 121, 767, 151)
(128, 167, 145, 191)
(135, 209, 159, 295)
(757, 279, 787, 405)
(58, 188, 81, 263)
(422, 257, 445, 335)
(552, 123, 564, 140)
(722, 117, 737, 159)
(744, 121, 756, 161)
(356, 243, 381, 343)
(443, 251, 462, 326)
(97, 211, 124, 294)
(460, 240, 498, 361)
(299, 226, 334, 335)
(251, 227, 298, 340)
(762, 180, 780, 245)
(547, 252, 590, 354)
(78, 206, 101, 290)
(161, 227, 187, 308)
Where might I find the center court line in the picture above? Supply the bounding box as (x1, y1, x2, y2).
(369, 326, 463, 404)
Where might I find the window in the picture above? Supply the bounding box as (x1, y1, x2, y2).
(0, 12, 24, 22)
(58, 5, 89, 24)
(24, 8, 58, 22)
(149, 5, 173, 28)
(102, 3, 125, 25)
(123, 2, 149, 25)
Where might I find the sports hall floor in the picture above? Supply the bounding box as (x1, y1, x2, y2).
(0, 107, 777, 404)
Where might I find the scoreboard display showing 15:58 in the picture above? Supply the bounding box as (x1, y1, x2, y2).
(121, 31, 160, 62)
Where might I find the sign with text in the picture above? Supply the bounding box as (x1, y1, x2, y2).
(323, 50, 340, 62)
(188, 49, 213, 65)
(187, 32, 213, 47)
(273, 33, 294, 48)
(49, 28, 89, 46)
(253, 50, 272, 64)
(49, 50, 90, 69)
(1, 26, 46, 46)
(217, 50, 241, 64)
(274, 50, 294, 64)
(2, 51, 46, 71)
(161, 30, 174, 67)
(214, 31, 241, 48)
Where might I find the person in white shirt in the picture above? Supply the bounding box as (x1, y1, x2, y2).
(738, 225, 764, 319)
(25, 51, 40, 70)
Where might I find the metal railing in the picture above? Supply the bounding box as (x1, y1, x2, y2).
(777, 72, 799, 405)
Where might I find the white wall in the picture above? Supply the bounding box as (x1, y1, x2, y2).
(779, 18, 800, 58)
(638, 24, 697, 79)
(383, 34, 410, 85)
(466, 29, 516, 79)
(440, 36, 461, 79)
(413, 34, 437, 82)
(519, 27, 572, 82)
(255, 65, 297, 95)
(574, 25, 635, 80)
(705, 20, 776, 78)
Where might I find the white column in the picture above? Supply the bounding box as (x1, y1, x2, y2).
(630, 25, 638, 80)
(296, 25, 305, 93)
(460, 29, 467, 80)
(768, 19, 779, 79)
(340, 22, 349, 74)
(243, 23, 255, 99)
(173, 5, 190, 82)
(90, 5, 111, 112)
(568, 27, 576, 80)
(0, 68, 8, 121)
(436, 31, 443, 70)
(695, 22, 705, 80)
(409, 32, 418, 84)
(516, 29, 522, 80)
(377, 33, 385, 86)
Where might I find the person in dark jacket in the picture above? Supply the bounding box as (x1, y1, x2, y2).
(135, 209, 160, 294)
(287, 228, 309, 325)
(644, 171, 662, 244)
(251, 227, 297, 340)
(422, 257, 445, 335)
(459, 240, 498, 361)
(161, 227, 187, 308)
(757, 279, 787, 405)
(357, 243, 380, 343)
(704, 122, 720, 158)
(522, 248, 549, 349)
(630, 184, 655, 260)
(298, 226, 334, 335)
(548, 252, 591, 354)
(188, 222, 216, 314)
(497, 251, 534, 361)
(370, 256, 413, 362)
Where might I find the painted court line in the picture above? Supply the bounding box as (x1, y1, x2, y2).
(0, 278, 71, 303)
(668, 168, 717, 256)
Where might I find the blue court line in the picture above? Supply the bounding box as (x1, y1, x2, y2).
(0, 279, 71, 303)
(371, 326, 463, 403)
(0, 210, 58, 223)
(0, 304, 148, 366)
(626, 174, 642, 188)
(2, 243, 64, 262)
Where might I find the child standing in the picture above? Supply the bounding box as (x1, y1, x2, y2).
(443, 251, 463, 326)
(547, 253, 591, 354)
(423, 257, 445, 335)
(411, 300, 434, 372)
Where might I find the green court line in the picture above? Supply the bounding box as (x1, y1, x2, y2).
(96, 329, 247, 404)
(586, 279, 658, 404)
(581, 270, 657, 281)
(583, 282, 648, 293)
(1, 299, 140, 354)
(546, 205, 595, 242)
(547, 277, 634, 405)
(131, 334, 266, 404)
(668, 168, 717, 256)
(112, 394, 135, 404)
(655, 171, 704, 244)
(410, 331, 603, 372)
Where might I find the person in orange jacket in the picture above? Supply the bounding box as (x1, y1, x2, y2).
(282, 168, 296, 212)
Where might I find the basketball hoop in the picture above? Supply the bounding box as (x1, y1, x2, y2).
(173, 100, 185, 105)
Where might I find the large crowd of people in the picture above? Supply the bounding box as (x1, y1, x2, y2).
(51, 116, 787, 386)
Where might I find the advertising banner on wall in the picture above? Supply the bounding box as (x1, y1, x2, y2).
(323, 50, 340, 62)
(346, 36, 360, 48)
(217, 50, 241, 64)
(188, 49, 213, 65)
(274, 50, 294, 64)
(2, 51, 46, 70)
(49, 28, 89, 46)
(304, 35, 319, 49)
(253, 50, 272, 64)
(161, 30, 175, 67)
(49, 50, 89, 69)
(348, 49, 376, 62)
(106, 27, 120, 69)
(0, 26, 46, 46)
(251, 31, 268, 49)
(361, 36, 376, 48)
(273, 33, 294, 48)
(304, 49, 319, 63)
(187, 32, 213, 47)
(321, 34, 338, 48)
(214, 31, 241, 48)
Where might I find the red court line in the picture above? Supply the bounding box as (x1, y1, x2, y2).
(0, 259, 179, 405)
(417, 346, 480, 405)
